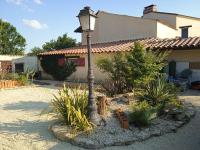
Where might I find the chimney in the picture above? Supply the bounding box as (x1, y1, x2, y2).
(143, 4, 157, 15)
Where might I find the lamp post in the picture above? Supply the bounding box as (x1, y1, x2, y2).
(75, 6, 100, 125)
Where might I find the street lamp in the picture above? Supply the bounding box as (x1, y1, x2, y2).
(75, 6, 101, 125)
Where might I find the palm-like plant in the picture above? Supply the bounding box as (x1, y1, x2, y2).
(50, 84, 92, 131)
(138, 75, 178, 106)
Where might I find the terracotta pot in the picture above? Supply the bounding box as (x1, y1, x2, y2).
(4, 81, 7, 88)
(10, 81, 14, 87)
(2, 81, 5, 88)
(0, 82, 2, 89)
(121, 118, 129, 129)
(115, 108, 129, 129)
(8, 81, 11, 88)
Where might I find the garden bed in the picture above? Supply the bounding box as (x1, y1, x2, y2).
(0, 80, 19, 89)
(50, 96, 196, 149)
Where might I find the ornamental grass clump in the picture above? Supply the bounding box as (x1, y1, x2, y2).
(129, 101, 157, 127)
(50, 85, 93, 132)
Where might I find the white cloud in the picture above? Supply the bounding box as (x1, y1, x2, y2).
(33, 0, 43, 5)
(6, 0, 35, 12)
(6, 0, 24, 5)
(22, 19, 48, 30)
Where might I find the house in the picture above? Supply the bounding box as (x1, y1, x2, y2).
(0, 55, 38, 73)
(38, 5, 200, 82)
(82, 5, 200, 44)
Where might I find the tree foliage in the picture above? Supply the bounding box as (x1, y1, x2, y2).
(0, 19, 26, 55)
(97, 42, 169, 93)
(28, 33, 77, 56)
(125, 42, 169, 87)
(27, 47, 44, 56)
(42, 33, 77, 51)
(97, 52, 130, 94)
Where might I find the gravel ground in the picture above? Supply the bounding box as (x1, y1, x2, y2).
(0, 86, 200, 150)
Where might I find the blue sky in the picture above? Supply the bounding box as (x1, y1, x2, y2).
(1, 0, 200, 53)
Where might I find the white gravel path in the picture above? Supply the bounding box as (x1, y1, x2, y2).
(0, 86, 200, 150)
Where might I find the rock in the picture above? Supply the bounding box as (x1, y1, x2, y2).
(123, 92, 134, 101)
(175, 121, 184, 127)
(150, 128, 161, 136)
(175, 113, 186, 121)
(74, 137, 102, 149)
(136, 129, 151, 140)
(168, 108, 183, 115)
(112, 93, 134, 105)
(185, 110, 196, 118)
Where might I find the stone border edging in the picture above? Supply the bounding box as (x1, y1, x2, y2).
(50, 102, 196, 149)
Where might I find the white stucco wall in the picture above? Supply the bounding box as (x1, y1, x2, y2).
(176, 16, 200, 37)
(68, 53, 110, 82)
(12, 56, 38, 72)
(143, 12, 177, 28)
(0, 55, 22, 61)
(82, 11, 158, 45)
(156, 22, 178, 38)
(143, 12, 200, 38)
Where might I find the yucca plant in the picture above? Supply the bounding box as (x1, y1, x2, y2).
(138, 75, 178, 106)
(137, 75, 180, 116)
(50, 84, 92, 132)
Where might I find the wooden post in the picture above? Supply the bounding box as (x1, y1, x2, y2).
(97, 96, 107, 116)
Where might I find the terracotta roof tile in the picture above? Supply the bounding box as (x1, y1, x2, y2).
(39, 37, 200, 56)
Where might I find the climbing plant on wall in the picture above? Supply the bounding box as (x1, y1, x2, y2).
(40, 55, 76, 81)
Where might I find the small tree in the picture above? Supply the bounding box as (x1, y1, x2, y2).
(0, 19, 26, 55)
(42, 33, 77, 51)
(97, 42, 169, 93)
(125, 42, 169, 87)
(97, 52, 130, 94)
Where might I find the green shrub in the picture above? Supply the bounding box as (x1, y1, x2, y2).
(99, 79, 129, 97)
(0, 68, 34, 86)
(129, 101, 157, 127)
(17, 74, 29, 85)
(4, 73, 20, 80)
(0, 71, 7, 80)
(137, 75, 180, 115)
(16, 68, 36, 85)
(97, 43, 169, 94)
(50, 85, 92, 132)
(40, 55, 76, 81)
(125, 43, 169, 87)
(97, 52, 131, 95)
(53, 61, 76, 81)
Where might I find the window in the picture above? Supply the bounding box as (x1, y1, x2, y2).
(58, 56, 85, 67)
(67, 58, 85, 67)
(15, 63, 24, 73)
(181, 28, 188, 38)
(189, 62, 200, 69)
(180, 25, 192, 38)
